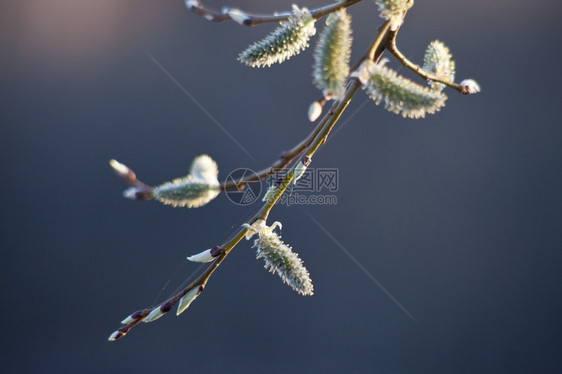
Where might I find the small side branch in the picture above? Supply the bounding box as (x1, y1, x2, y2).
(110, 122, 322, 197)
(386, 30, 466, 93)
(220, 111, 329, 191)
(186, 0, 363, 26)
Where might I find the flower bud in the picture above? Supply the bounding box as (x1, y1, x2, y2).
(143, 307, 165, 323)
(227, 8, 250, 25)
(187, 249, 214, 263)
(187, 246, 223, 263)
(109, 159, 131, 178)
(176, 286, 203, 316)
(122, 187, 141, 200)
(460, 79, 481, 94)
(107, 330, 123, 341)
(308, 101, 323, 122)
(185, 0, 199, 10)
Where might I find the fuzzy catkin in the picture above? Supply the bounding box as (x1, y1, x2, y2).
(238, 7, 316, 68)
(312, 10, 353, 99)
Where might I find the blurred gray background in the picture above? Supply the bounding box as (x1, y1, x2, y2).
(1, 0, 561, 372)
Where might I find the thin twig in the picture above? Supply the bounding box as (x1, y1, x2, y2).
(186, 0, 363, 26)
(111, 120, 324, 196)
(386, 30, 465, 93)
(219, 116, 326, 191)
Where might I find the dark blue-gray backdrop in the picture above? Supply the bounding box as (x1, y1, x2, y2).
(2, 0, 561, 372)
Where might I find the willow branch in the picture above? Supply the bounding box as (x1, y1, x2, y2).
(114, 80, 364, 339)
(186, 0, 363, 26)
(109, 21, 394, 341)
